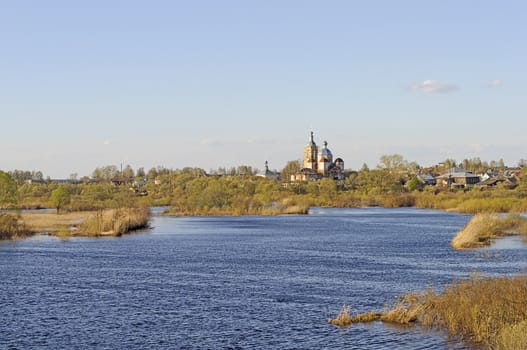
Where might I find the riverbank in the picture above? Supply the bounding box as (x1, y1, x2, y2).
(162, 200, 309, 216)
(329, 275, 527, 349)
(0, 207, 151, 239)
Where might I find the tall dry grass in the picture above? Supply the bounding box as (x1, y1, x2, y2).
(79, 207, 150, 236)
(451, 213, 527, 250)
(0, 213, 31, 240)
(329, 275, 527, 348)
(327, 305, 382, 326)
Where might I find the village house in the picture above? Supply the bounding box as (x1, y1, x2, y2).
(435, 168, 480, 188)
(476, 175, 518, 189)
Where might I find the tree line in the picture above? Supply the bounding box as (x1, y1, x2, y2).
(2, 154, 527, 215)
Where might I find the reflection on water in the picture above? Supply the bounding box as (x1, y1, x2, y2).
(486, 235, 526, 250)
(1, 208, 526, 349)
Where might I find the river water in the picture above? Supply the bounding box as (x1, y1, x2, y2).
(2, 208, 527, 349)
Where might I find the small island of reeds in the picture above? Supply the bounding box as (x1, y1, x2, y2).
(451, 213, 527, 250)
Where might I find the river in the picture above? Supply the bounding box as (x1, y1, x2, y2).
(2, 208, 527, 349)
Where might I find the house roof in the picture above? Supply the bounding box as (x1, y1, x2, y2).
(478, 175, 517, 186)
(436, 172, 480, 179)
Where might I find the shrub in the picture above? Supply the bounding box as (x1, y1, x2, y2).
(0, 213, 30, 239)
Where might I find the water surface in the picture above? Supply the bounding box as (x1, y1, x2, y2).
(2, 208, 526, 349)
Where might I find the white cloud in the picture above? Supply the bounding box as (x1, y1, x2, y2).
(103, 140, 111, 145)
(409, 80, 458, 93)
(488, 79, 502, 88)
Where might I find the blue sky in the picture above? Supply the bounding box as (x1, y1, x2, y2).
(1, 1, 525, 177)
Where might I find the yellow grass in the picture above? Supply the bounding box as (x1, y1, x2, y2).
(19, 207, 150, 237)
(79, 207, 150, 236)
(451, 213, 527, 250)
(327, 305, 382, 326)
(20, 211, 89, 233)
(329, 275, 527, 348)
(0, 213, 32, 240)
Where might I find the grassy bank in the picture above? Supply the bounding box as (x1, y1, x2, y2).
(163, 197, 309, 216)
(451, 213, 527, 250)
(17, 207, 151, 238)
(328, 275, 527, 349)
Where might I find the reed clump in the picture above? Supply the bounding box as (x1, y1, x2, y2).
(329, 275, 527, 348)
(327, 305, 382, 326)
(0, 213, 32, 240)
(451, 213, 527, 250)
(79, 207, 150, 236)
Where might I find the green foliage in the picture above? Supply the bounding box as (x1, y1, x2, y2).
(406, 176, 423, 191)
(377, 154, 407, 172)
(5, 154, 527, 216)
(281, 160, 301, 181)
(92, 165, 119, 181)
(0, 171, 18, 209)
(50, 186, 71, 213)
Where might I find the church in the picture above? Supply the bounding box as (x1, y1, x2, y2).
(291, 132, 345, 181)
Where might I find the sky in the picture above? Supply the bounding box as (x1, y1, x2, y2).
(1, 1, 526, 178)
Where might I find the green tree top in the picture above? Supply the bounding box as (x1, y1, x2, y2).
(0, 171, 18, 209)
(50, 186, 71, 214)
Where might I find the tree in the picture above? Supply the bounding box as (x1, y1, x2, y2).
(443, 159, 457, 170)
(50, 186, 71, 214)
(319, 178, 337, 202)
(122, 164, 135, 181)
(236, 165, 254, 176)
(136, 167, 146, 178)
(92, 165, 119, 181)
(406, 176, 423, 191)
(0, 171, 18, 209)
(281, 160, 301, 181)
(377, 154, 407, 173)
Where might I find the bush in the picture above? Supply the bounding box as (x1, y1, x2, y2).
(0, 213, 30, 239)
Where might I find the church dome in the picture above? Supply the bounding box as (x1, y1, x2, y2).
(318, 141, 332, 159)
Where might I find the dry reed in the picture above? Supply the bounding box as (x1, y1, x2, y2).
(79, 207, 150, 236)
(327, 305, 382, 326)
(451, 213, 527, 250)
(329, 275, 527, 348)
(0, 213, 32, 240)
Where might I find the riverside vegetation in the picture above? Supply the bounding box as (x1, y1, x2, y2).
(328, 275, 527, 349)
(0, 170, 150, 239)
(451, 213, 527, 250)
(1, 158, 527, 236)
